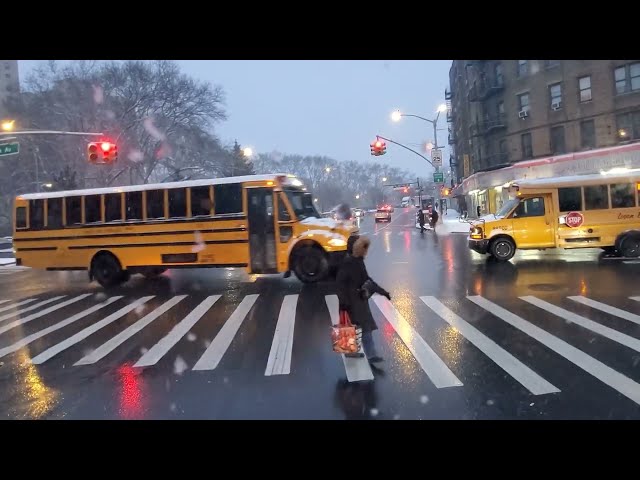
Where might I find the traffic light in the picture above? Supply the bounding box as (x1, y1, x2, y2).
(370, 139, 387, 156)
(88, 141, 118, 164)
(441, 187, 451, 196)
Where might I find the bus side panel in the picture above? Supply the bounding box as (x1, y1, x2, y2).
(557, 207, 640, 250)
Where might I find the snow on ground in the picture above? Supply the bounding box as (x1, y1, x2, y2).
(439, 209, 473, 235)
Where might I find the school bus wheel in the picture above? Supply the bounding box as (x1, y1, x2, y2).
(489, 236, 516, 262)
(616, 231, 640, 258)
(90, 251, 127, 288)
(291, 242, 329, 284)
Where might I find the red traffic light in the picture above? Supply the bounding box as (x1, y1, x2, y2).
(375, 141, 382, 148)
(87, 141, 118, 164)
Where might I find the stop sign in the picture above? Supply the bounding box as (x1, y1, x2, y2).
(565, 211, 584, 228)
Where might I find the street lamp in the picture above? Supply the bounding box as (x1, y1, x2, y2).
(242, 147, 253, 158)
(43, 183, 53, 189)
(389, 105, 447, 149)
(382, 177, 387, 182)
(325, 167, 331, 173)
(355, 194, 360, 200)
(1, 120, 15, 132)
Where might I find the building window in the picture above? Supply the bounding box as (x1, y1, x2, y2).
(544, 60, 560, 68)
(615, 111, 640, 141)
(578, 76, 592, 102)
(518, 93, 530, 113)
(517, 60, 529, 77)
(495, 63, 504, 86)
(521, 133, 533, 159)
(614, 62, 640, 95)
(580, 119, 596, 149)
(549, 83, 563, 109)
(550, 126, 566, 155)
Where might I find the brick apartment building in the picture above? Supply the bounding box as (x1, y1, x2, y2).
(447, 60, 640, 214)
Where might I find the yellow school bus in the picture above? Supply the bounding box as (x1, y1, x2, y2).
(468, 170, 640, 261)
(13, 174, 357, 287)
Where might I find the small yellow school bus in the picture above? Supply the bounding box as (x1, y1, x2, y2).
(468, 170, 640, 261)
(13, 174, 357, 287)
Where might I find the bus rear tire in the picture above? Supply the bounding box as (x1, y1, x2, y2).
(292, 245, 329, 283)
(618, 232, 640, 258)
(91, 252, 126, 288)
(490, 237, 516, 262)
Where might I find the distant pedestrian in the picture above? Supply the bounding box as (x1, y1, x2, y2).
(418, 208, 425, 233)
(336, 236, 390, 364)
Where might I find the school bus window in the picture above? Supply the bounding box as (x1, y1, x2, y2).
(277, 193, 291, 221)
(584, 184, 609, 210)
(105, 193, 123, 222)
(146, 189, 165, 219)
(66, 196, 82, 225)
(610, 183, 636, 208)
(15, 207, 27, 229)
(168, 188, 187, 218)
(214, 183, 242, 215)
(558, 187, 582, 212)
(47, 198, 63, 229)
(85, 195, 101, 223)
(190, 186, 211, 217)
(30, 199, 44, 230)
(125, 191, 143, 221)
(514, 197, 545, 217)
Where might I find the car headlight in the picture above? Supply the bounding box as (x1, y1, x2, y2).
(328, 238, 347, 247)
(470, 226, 484, 239)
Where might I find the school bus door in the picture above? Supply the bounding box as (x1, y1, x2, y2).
(511, 195, 555, 248)
(246, 187, 278, 274)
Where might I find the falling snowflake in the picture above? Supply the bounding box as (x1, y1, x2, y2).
(486, 399, 495, 406)
(105, 110, 116, 120)
(82, 349, 94, 357)
(95, 292, 107, 301)
(223, 376, 229, 384)
(192, 231, 205, 253)
(93, 85, 104, 104)
(140, 347, 148, 355)
(173, 356, 188, 375)
(393, 414, 400, 420)
(192, 283, 202, 291)
(143, 117, 166, 141)
(420, 395, 429, 404)
(370, 408, 379, 417)
(135, 305, 146, 315)
(127, 149, 144, 162)
(165, 379, 171, 391)
(203, 340, 211, 348)
(186, 333, 197, 342)
(170, 403, 177, 412)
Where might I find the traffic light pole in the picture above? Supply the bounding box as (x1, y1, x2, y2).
(375, 135, 435, 169)
(0, 130, 104, 137)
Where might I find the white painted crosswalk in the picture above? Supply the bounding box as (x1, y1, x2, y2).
(0, 291, 639, 406)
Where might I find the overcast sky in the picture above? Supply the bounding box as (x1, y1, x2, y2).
(19, 60, 451, 177)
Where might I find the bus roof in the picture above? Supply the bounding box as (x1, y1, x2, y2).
(17, 173, 296, 200)
(513, 169, 640, 189)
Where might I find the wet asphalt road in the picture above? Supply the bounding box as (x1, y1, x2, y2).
(1, 208, 640, 420)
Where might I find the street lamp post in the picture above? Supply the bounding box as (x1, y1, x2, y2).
(391, 104, 447, 150)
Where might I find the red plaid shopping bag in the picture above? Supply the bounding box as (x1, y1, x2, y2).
(331, 310, 360, 354)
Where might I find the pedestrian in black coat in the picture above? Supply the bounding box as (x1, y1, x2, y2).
(337, 236, 390, 363)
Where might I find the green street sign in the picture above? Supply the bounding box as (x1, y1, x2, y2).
(433, 172, 444, 183)
(0, 142, 19, 157)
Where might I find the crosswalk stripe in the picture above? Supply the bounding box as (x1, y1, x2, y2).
(0, 300, 10, 306)
(468, 296, 640, 406)
(0, 294, 93, 336)
(630, 297, 640, 302)
(135, 295, 221, 368)
(193, 294, 259, 371)
(568, 296, 640, 326)
(0, 296, 124, 359)
(324, 295, 374, 382)
(75, 295, 187, 366)
(30, 296, 155, 365)
(521, 296, 640, 353)
(0, 296, 66, 324)
(372, 296, 463, 388)
(265, 295, 298, 376)
(420, 296, 560, 395)
(0, 298, 38, 315)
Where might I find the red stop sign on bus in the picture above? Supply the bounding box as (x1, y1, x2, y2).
(565, 211, 584, 228)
